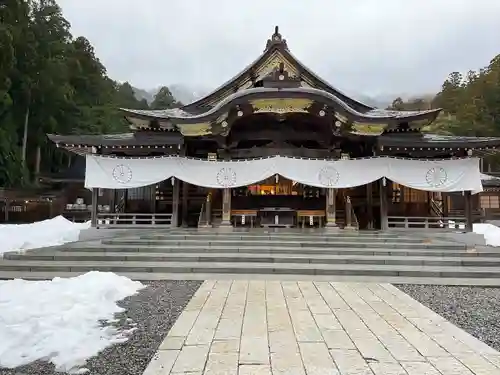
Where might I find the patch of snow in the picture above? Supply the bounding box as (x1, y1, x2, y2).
(473, 223, 500, 247)
(0, 272, 144, 373)
(0, 215, 90, 256)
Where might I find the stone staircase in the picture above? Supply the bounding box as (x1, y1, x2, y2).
(1, 229, 500, 285)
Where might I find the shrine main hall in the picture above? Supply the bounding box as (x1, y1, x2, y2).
(48, 27, 500, 231)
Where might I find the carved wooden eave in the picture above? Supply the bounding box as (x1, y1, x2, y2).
(228, 129, 328, 147)
(227, 147, 333, 159)
(377, 133, 500, 158)
(46, 133, 184, 156)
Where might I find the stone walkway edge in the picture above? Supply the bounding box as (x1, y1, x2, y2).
(142, 281, 500, 375)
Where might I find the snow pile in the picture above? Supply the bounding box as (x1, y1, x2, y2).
(0, 215, 90, 256)
(473, 223, 500, 247)
(0, 272, 144, 373)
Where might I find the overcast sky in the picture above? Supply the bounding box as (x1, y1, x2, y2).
(57, 0, 500, 98)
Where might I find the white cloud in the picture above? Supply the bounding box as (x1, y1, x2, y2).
(58, 0, 500, 96)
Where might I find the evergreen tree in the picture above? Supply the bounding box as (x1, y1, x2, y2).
(150, 86, 181, 109)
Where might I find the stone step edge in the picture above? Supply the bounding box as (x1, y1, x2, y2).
(145, 233, 434, 240)
(136, 238, 446, 244)
(46, 246, 500, 258)
(6, 251, 500, 264)
(1, 271, 500, 285)
(100, 241, 465, 249)
(3, 260, 500, 273)
(2, 270, 500, 285)
(0, 266, 499, 278)
(53, 245, 481, 255)
(151, 230, 450, 236)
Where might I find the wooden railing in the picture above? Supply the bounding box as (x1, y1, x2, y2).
(114, 195, 126, 213)
(430, 198, 444, 218)
(96, 213, 173, 228)
(388, 216, 467, 230)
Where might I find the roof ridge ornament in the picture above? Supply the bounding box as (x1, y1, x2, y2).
(265, 26, 288, 51)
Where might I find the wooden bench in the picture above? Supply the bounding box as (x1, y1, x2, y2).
(297, 210, 326, 228)
(231, 209, 258, 227)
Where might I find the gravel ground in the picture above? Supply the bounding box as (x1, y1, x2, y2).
(396, 284, 500, 351)
(0, 280, 202, 375)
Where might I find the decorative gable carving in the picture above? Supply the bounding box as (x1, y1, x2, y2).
(262, 63, 301, 88)
(256, 52, 300, 80)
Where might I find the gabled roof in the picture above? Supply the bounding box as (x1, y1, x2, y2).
(181, 26, 374, 114)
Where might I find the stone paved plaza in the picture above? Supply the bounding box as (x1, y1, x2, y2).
(143, 281, 500, 375)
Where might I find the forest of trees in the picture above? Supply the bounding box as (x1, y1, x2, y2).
(0, 0, 180, 188)
(388, 55, 500, 137)
(2, 0, 500, 189)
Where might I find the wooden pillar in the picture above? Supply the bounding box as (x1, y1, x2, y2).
(171, 178, 180, 227)
(181, 182, 189, 227)
(110, 189, 116, 213)
(366, 182, 373, 229)
(4, 198, 10, 222)
(443, 193, 449, 217)
(379, 179, 389, 230)
(90, 188, 98, 227)
(325, 188, 337, 227)
(464, 191, 473, 232)
(220, 188, 231, 227)
(205, 190, 212, 226)
(345, 195, 354, 229)
(90, 146, 99, 227)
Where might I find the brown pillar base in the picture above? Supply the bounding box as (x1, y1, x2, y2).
(219, 220, 232, 227)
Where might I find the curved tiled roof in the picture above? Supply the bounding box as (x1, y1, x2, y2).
(121, 87, 441, 124)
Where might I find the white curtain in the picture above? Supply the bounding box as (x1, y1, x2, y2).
(85, 155, 483, 194)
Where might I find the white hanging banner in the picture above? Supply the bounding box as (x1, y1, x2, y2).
(387, 158, 481, 193)
(274, 157, 388, 189)
(85, 155, 483, 193)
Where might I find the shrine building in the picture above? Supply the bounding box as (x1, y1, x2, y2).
(48, 27, 500, 231)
